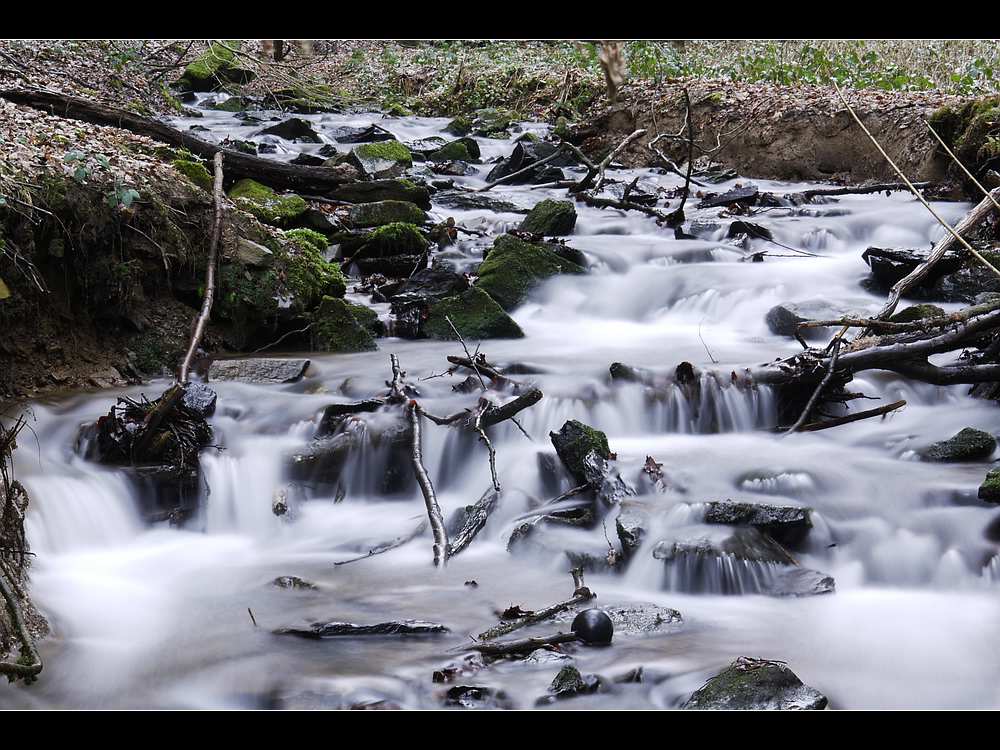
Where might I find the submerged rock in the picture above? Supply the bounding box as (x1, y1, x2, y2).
(765, 300, 853, 338)
(920, 428, 997, 462)
(550, 420, 612, 486)
(519, 199, 577, 236)
(476, 234, 586, 311)
(272, 576, 318, 590)
(208, 358, 310, 384)
(423, 287, 524, 340)
(616, 503, 650, 557)
(433, 191, 525, 214)
(681, 656, 828, 710)
(552, 603, 682, 636)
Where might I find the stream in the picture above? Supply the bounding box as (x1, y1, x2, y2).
(4, 97, 1000, 709)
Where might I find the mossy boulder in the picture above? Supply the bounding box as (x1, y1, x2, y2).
(348, 141, 413, 180)
(428, 138, 480, 163)
(172, 159, 213, 192)
(444, 116, 473, 136)
(348, 200, 427, 228)
(330, 179, 431, 209)
(312, 296, 378, 353)
(357, 222, 429, 258)
(208, 96, 247, 113)
(681, 657, 828, 710)
(384, 102, 415, 117)
(176, 41, 254, 92)
(471, 108, 513, 137)
(475, 234, 586, 311)
(890, 304, 946, 323)
(519, 199, 577, 236)
(345, 302, 386, 337)
(920, 428, 997, 462)
(283, 228, 329, 253)
(423, 287, 524, 340)
(283, 241, 347, 301)
(979, 468, 1000, 503)
(229, 179, 308, 227)
(549, 420, 612, 485)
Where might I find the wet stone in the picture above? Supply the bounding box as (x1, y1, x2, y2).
(208, 358, 311, 384)
(681, 656, 828, 710)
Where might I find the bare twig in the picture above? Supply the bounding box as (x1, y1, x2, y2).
(406, 401, 448, 567)
(477, 567, 594, 641)
(784, 338, 842, 435)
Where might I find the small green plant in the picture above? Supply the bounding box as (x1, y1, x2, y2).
(63, 150, 140, 209)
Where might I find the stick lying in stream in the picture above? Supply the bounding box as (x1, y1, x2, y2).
(477, 567, 594, 641)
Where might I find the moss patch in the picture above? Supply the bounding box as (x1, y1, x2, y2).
(429, 140, 472, 162)
(359, 222, 429, 257)
(346, 301, 386, 337)
(921, 427, 997, 462)
(520, 199, 577, 236)
(349, 200, 427, 228)
(229, 179, 308, 227)
(172, 159, 213, 192)
(176, 41, 249, 92)
(312, 296, 378, 352)
(476, 234, 586, 310)
(283, 228, 329, 253)
(889, 304, 946, 323)
(284, 242, 347, 302)
(423, 286, 524, 340)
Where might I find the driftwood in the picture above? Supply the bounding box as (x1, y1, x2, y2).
(446, 489, 500, 559)
(477, 567, 594, 641)
(465, 631, 580, 657)
(274, 619, 449, 638)
(407, 401, 448, 568)
(333, 519, 429, 566)
(0, 88, 353, 194)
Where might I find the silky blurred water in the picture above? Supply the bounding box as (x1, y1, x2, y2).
(3, 99, 1000, 709)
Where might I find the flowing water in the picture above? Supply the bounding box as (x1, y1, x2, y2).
(4, 98, 1000, 709)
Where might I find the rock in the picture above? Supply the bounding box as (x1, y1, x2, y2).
(272, 576, 318, 590)
(287, 432, 355, 486)
(172, 158, 213, 191)
(433, 191, 526, 214)
(331, 124, 395, 144)
(428, 138, 481, 163)
(681, 656, 828, 710)
(550, 420, 612, 486)
(353, 223, 429, 260)
(422, 287, 524, 340)
(571, 609, 614, 645)
(356, 254, 425, 278)
(232, 237, 274, 268)
(391, 266, 470, 305)
(727, 220, 773, 241)
(471, 108, 513, 137)
(228, 179, 308, 227)
(208, 358, 310, 384)
(519, 199, 577, 236)
(889, 303, 947, 323)
(765, 300, 852, 338)
(175, 41, 254, 92)
(312, 296, 378, 353)
(485, 140, 575, 184)
(702, 500, 813, 548)
(443, 116, 472, 136)
(289, 153, 326, 166)
(181, 382, 217, 418)
(346, 302, 386, 338)
(121, 465, 200, 524)
(979, 468, 1000, 502)
(552, 603, 683, 635)
(697, 185, 759, 209)
(256, 117, 322, 143)
(616, 503, 650, 557)
(444, 686, 514, 710)
(348, 141, 413, 180)
(430, 161, 477, 177)
(581, 452, 636, 508)
(863, 246, 964, 292)
(348, 200, 427, 228)
(652, 526, 835, 597)
(476, 234, 586, 311)
(330, 179, 431, 210)
(274, 620, 449, 638)
(920, 428, 996, 462)
(536, 665, 604, 704)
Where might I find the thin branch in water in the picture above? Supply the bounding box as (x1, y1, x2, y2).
(406, 400, 448, 567)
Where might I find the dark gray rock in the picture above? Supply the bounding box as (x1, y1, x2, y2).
(181, 382, 217, 418)
(444, 685, 513, 710)
(274, 620, 449, 638)
(256, 117, 322, 143)
(766, 300, 854, 338)
(272, 576, 318, 590)
(616, 503, 650, 557)
(433, 190, 526, 214)
(703, 500, 813, 548)
(551, 602, 682, 635)
(697, 185, 759, 209)
(920, 428, 997, 462)
(681, 656, 828, 710)
(331, 124, 395, 144)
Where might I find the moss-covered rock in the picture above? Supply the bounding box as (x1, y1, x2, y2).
(229, 179, 308, 227)
(312, 296, 378, 352)
(357, 222, 429, 258)
(472, 107, 513, 137)
(283, 228, 329, 253)
(920, 428, 997, 462)
(428, 138, 480, 163)
(890, 304, 946, 323)
(284, 243, 347, 302)
(519, 199, 577, 236)
(979, 468, 1000, 502)
(175, 41, 254, 92)
(475, 234, 586, 311)
(681, 656, 828, 710)
(444, 115, 473, 136)
(549, 420, 612, 485)
(348, 140, 412, 180)
(348, 200, 427, 228)
(330, 178, 431, 209)
(208, 96, 247, 113)
(346, 301, 386, 337)
(423, 287, 524, 340)
(172, 159, 213, 192)
(384, 102, 415, 117)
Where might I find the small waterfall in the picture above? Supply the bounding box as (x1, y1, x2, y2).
(661, 551, 787, 595)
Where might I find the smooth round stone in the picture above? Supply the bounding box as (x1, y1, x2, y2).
(571, 608, 614, 645)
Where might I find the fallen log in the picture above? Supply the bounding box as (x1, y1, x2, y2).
(274, 619, 450, 638)
(446, 489, 500, 559)
(0, 88, 353, 194)
(782, 399, 906, 432)
(477, 567, 594, 641)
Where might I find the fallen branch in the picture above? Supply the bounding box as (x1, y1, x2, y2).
(783, 338, 842, 435)
(0, 569, 42, 681)
(784, 399, 906, 432)
(406, 401, 448, 567)
(570, 129, 646, 194)
(465, 631, 579, 657)
(178, 151, 224, 384)
(447, 488, 500, 559)
(333, 519, 429, 566)
(477, 567, 594, 641)
(476, 146, 572, 193)
(794, 181, 935, 201)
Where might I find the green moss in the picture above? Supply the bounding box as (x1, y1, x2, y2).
(444, 115, 473, 136)
(172, 159, 213, 192)
(312, 296, 378, 352)
(423, 286, 524, 340)
(921, 428, 997, 462)
(346, 301, 386, 337)
(349, 200, 427, 228)
(428, 140, 472, 162)
(384, 101, 414, 116)
(283, 228, 329, 252)
(177, 41, 242, 90)
(889, 304, 946, 323)
(209, 97, 246, 112)
(215, 264, 280, 347)
(131, 331, 172, 373)
(283, 243, 347, 303)
(476, 234, 586, 310)
(553, 116, 572, 140)
(355, 140, 412, 164)
(929, 96, 1000, 180)
(228, 179, 308, 227)
(519, 199, 578, 236)
(360, 222, 429, 257)
(549, 419, 611, 484)
(979, 468, 1000, 502)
